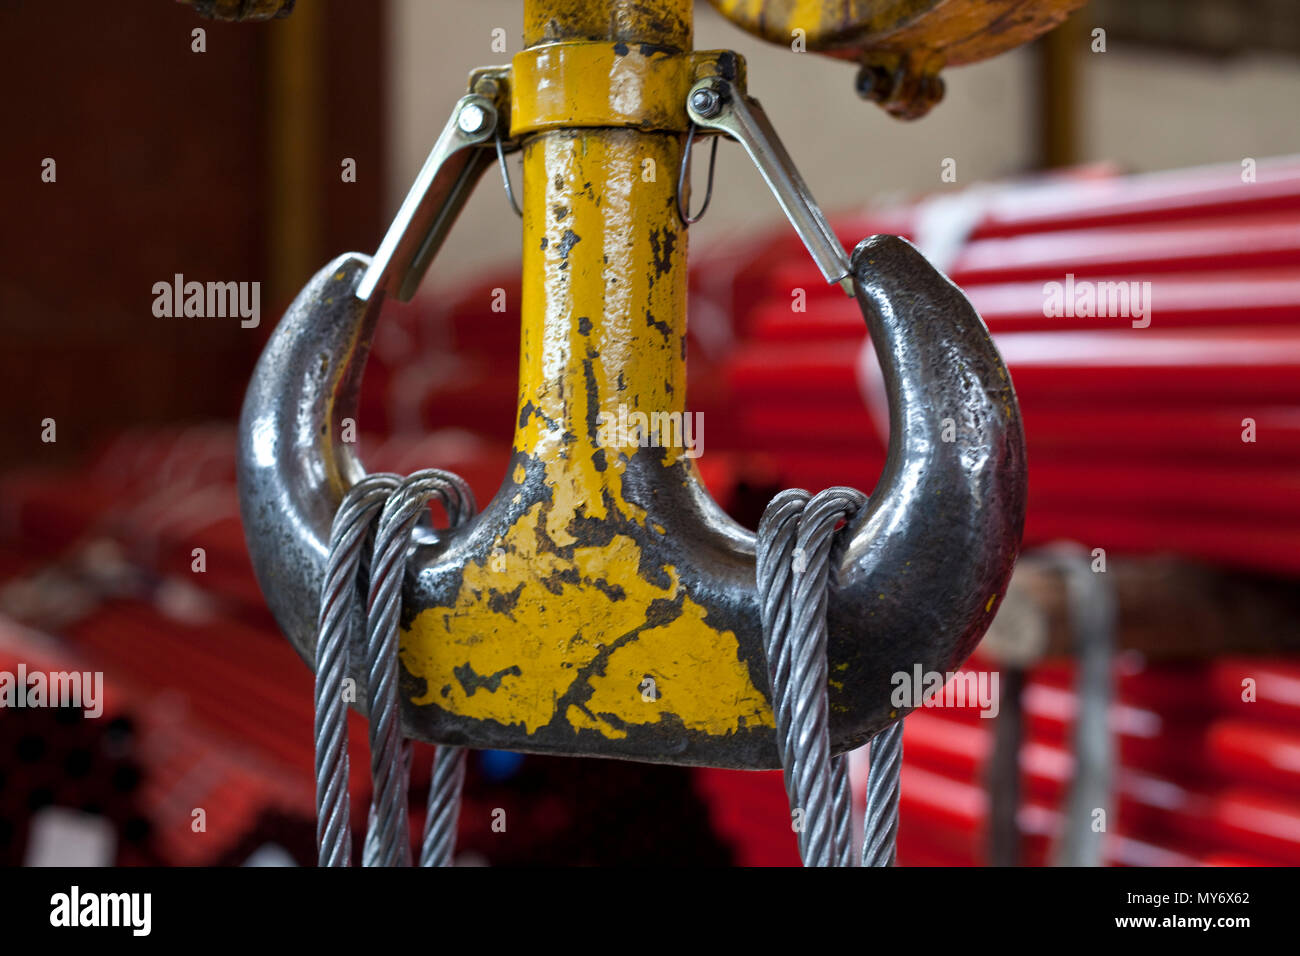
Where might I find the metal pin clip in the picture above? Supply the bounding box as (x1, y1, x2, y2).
(357, 92, 506, 304)
(686, 78, 854, 295)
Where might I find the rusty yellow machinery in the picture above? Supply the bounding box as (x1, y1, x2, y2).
(220, 0, 1069, 772)
(711, 0, 1083, 117)
(184, 0, 1083, 116)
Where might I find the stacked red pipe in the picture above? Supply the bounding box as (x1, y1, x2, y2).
(720, 157, 1300, 575)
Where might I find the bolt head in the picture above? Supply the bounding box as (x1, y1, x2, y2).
(457, 103, 489, 134)
(690, 87, 722, 119)
(855, 65, 894, 103)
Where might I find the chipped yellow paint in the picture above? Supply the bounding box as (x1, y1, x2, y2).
(525, 0, 692, 48)
(985, 593, 997, 612)
(405, 509, 768, 735)
(511, 43, 748, 137)
(589, 592, 770, 732)
(511, 42, 694, 135)
(401, 10, 773, 742)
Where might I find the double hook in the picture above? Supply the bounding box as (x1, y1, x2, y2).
(236, 62, 1027, 769)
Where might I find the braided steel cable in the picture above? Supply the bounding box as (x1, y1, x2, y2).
(789, 488, 866, 866)
(362, 469, 476, 867)
(862, 720, 903, 867)
(831, 756, 854, 867)
(314, 469, 476, 868)
(758, 487, 869, 866)
(758, 489, 828, 863)
(322, 469, 904, 868)
(758, 485, 906, 867)
(362, 743, 415, 868)
(756, 488, 810, 809)
(314, 473, 401, 867)
(420, 744, 468, 867)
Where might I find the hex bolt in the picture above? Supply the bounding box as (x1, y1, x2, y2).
(689, 86, 722, 119)
(457, 102, 489, 134)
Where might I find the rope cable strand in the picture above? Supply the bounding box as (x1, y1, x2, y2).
(756, 488, 811, 801)
(756, 486, 905, 867)
(314, 473, 400, 867)
(421, 744, 468, 867)
(862, 720, 903, 867)
(319, 470, 902, 866)
(313, 469, 476, 867)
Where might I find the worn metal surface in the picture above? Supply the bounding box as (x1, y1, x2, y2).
(512, 42, 690, 134)
(854, 50, 947, 120)
(524, 0, 693, 48)
(708, 0, 1085, 65)
(826, 235, 1025, 746)
(237, 0, 1027, 768)
(511, 44, 746, 136)
(238, 233, 1026, 767)
(709, 0, 1085, 118)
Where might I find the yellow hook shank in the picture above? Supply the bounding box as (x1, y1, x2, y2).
(401, 0, 776, 748)
(402, 125, 775, 741)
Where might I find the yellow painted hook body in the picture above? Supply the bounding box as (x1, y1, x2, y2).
(402, 0, 777, 744)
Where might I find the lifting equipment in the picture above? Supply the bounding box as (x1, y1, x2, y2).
(224, 0, 1055, 860)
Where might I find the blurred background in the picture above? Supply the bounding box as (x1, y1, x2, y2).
(2, 0, 1300, 866)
